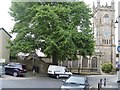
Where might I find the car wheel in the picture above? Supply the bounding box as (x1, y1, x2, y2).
(13, 72, 18, 77)
(22, 74, 26, 77)
(56, 75, 59, 79)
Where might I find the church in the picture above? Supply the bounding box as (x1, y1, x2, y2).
(92, 0, 116, 67)
(60, 0, 116, 73)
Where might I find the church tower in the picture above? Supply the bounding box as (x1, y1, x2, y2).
(92, 0, 116, 67)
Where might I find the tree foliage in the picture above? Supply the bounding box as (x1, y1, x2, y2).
(101, 63, 113, 73)
(9, 2, 95, 64)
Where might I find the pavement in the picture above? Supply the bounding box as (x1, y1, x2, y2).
(26, 71, 48, 77)
(87, 74, 119, 89)
(102, 76, 118, 89)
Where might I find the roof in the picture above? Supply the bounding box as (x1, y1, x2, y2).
(18, 50, 46, 58)
(0, 28, 12, 38)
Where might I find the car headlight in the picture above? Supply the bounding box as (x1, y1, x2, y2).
(61, 86, 65, 90)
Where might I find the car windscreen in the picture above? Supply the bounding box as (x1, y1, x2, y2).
(13, 64, 26, 69)
(14, 64, 22, 68)
(65, 76, 85, 85)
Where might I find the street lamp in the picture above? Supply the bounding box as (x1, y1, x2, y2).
(111, 20, 114, 64)
(115, 16, 120, 23)
(116, 1, 120, 83)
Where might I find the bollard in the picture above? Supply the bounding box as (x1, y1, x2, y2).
(100, 79, 102, 84)
(104, 78, 106, 86)
(98, 82, 101, 90)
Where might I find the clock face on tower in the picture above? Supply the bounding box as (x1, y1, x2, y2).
(103, 30, 110, 37)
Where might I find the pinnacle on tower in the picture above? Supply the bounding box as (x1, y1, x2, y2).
(93, 2, 95, 10)
(97, 0, 100, 6)
(105, 2, 108, 6)
(111, 0, 114, 3)
(111, 0, 114, 9)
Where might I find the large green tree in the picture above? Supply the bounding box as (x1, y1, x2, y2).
(9, 2, 95, 65)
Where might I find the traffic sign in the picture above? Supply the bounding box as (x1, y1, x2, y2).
(117, 46, 120, 52)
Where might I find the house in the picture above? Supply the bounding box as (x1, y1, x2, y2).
(0, 28, 12, 63)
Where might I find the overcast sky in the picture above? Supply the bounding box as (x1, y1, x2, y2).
(0, 0, 119, 32)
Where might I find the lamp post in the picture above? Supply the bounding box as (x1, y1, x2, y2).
(99, 52, 102, 73)
(116, 1, 120, 83)
(111, 20, 113, 64)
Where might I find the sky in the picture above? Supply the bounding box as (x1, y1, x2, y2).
(0, 0, 120, 42)
(0, 0, 119, 32)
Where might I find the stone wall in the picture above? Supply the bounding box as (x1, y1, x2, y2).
(12, 59, 49, 75)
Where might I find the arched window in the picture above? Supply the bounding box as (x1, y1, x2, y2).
(104, 14, 109, 18)
(105, 39, 106, 44)
(103, 14, 109, 24)
(107, 39, 108, 44)
(102, 39, 104, 44)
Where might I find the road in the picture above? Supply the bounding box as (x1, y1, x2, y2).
(0, 74, 119, 89)
(2, 75, 63, 88)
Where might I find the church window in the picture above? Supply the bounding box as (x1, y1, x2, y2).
(102, 39, 104, 44)
(105, 39, 106, 44)
(102, 39, 106, 44)
(107, 39, 109, 44)
(103, 14, 109, 24)
(104, 14, 109, 18)
(109, 40, 111, 44)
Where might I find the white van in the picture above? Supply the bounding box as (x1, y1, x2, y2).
(47, 65, 72, 79)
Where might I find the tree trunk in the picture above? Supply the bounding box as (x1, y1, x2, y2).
(52, 51, 58, 65)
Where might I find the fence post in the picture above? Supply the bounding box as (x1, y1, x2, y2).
(100, 79, 102, 85)
(98, 82, 101, 90)
(78, 64, 80, 74)
(98, 79, 102, 90)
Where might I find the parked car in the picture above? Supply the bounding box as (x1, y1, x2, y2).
(61, 75, 89, 90)
(48, 65, 72, 79)
(5, 62, 27, 77)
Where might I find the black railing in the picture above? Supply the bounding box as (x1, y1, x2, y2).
(68, 67, 99, 74)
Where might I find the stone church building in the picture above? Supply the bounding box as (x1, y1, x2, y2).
(60, 0, 116, 73)
(93, 0, 116, 66)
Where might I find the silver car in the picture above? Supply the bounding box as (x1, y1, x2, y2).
(61, 75, 89, 90)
